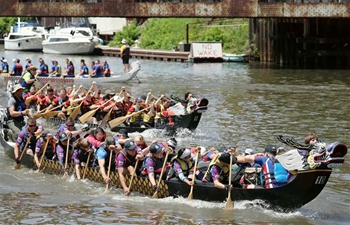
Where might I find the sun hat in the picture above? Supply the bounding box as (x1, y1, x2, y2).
(167, 138, 177, 150)
(121, 39, 127, 44)
(27, 66, 37, 71)
(12, 84, 24, 93)
(244, 148, 255, 155)
(200, 146, 207, 155)
(124, 139, 136, 150)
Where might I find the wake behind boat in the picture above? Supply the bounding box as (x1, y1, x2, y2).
(1, 61, 141, 84)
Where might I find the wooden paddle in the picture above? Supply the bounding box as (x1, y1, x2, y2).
(79, 96, 115, 124)
(36, 137, 50, 172)
(32, 108, 47, 120)
(25, 82, 50, 106)
(188, 147, 200, 199)
(14, 135, 32, 169)
(103, 149, 114, 195)
(152, 148, 172, 199)
(41, 103, 66, 119)
(225, 153, 234, 210)
(128, 159, 139, 194)
(82, 150, 92, 180)
(70, 83, 95, 119)
(62, 137, 70, 179)
(108, 107, 150, 128)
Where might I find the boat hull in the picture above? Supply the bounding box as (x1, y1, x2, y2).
(42, 39, 95, 54)
(4, 36, 44, 51)
(0, 121, 333, 211)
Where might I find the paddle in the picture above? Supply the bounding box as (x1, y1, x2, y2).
(152, 147, 172, 199)
(32, 108, 47, 120)
(82, 150, 92, 180)
(70, 83, 95, 119)
(188, 147, 200, 199)
(103, 149, 114, 195)
(14, 135, 32, 169)
(36, 137, 50, 172)
(25, 82, 50, 106)
(78, 96, 115, 124)
(128, 159, 139, 194)
(41, 103, 66, 119)
(108, 107, 150, 128)
(225, 153, 234, 210)
(62, 137, 70, 179)
(99, 89, 124, 127)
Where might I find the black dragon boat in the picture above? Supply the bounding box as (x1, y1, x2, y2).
(5, 81, 209, 134)
(0, 114, 347, 211)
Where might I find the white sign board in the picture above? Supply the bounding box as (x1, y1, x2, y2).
(191, 42, 223, 58)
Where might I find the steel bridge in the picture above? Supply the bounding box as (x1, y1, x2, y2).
(1, 0, 350, 18)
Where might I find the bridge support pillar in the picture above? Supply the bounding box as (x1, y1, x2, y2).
(251, 18, 350, 69)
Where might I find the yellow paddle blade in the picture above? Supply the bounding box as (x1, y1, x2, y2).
(225, 198, 233, 210)
(42, 111, 60, 119)
(108, 115, 130, 128)
(14, 163, 21, 169)
(25, 95, 34, 105)
(70, 107, 81, 120)
(79, 108, 98, 124)
(32, 112, 42, 120)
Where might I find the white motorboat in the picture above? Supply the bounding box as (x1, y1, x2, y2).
(42, 24, 97, 55)
(4, 19, 48, 51)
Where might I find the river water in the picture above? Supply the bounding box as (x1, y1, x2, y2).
(0, 50, 349, 224)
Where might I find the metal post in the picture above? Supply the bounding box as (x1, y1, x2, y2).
(186, 23, 189, 44)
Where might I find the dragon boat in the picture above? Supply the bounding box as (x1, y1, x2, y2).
(0, 61, 141, 85)
(0, 108, 347, 211)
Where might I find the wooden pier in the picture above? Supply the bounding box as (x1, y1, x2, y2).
(99, 46, 189, 62)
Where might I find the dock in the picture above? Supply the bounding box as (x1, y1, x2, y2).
(99, 46, 189, 62)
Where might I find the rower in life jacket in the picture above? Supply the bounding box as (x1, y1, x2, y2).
(34, 130, 58, 168)
(1, 58, 9, 73)
(243, 145, 289, 189)
(10, 59, 23, 76)
(141, 143, 167, 176)
(166, 148, 198, 187)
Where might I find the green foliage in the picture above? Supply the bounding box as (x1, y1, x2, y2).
(0, 17, 33, 35)
(110, 18, 250, 54)
(109, 20, 141, 47)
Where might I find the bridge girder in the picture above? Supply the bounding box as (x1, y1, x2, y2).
(1, 1, 350, 18)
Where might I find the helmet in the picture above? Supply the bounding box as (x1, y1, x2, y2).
(59, 133, 68, 141)
(167, 138, 177, 150)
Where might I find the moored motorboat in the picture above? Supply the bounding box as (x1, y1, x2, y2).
(0, 116, 347, 211)
(4, 19, 48, 51)
(42, 22, 97, 55)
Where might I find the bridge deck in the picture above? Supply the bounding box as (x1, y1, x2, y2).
(1, 0, 350, 18)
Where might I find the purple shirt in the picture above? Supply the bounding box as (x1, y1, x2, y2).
(16, 125, 44, 145)
(116, 147, 141, 169)
(210, 165, 223, 182)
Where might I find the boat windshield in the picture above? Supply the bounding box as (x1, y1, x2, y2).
(13, 21, 44, 32)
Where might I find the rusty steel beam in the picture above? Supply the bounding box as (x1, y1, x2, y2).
(1, 1, 350, 18)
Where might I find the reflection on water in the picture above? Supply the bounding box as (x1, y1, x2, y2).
(0, 49, 349, 224)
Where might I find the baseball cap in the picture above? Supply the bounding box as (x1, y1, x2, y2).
(124, 139, 136, 150)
